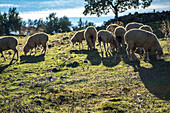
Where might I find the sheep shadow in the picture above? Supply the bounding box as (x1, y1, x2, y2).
(20, 54, 45, 64)
(0, 59, 18, 74)
(0, 63, 11, 74)
(126, 60, 170, 100)
(71, 49, 101, 65)
(102, 49, 128, 67)
(71, 49, 127, 67)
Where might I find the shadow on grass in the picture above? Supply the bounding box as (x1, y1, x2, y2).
(0, 64, 11, 74)
(126, 60, 170, 100)
(0, 59, 18, 74)
(102, 49, 127, 67)
(71, 49, 102, 65)
(71, 49, 128, 67)
(20, 54, 45, 64)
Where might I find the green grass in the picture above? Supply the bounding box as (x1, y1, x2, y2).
(0, 32, 170, 112)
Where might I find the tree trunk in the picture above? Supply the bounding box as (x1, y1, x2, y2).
(114, 7, 118, 20)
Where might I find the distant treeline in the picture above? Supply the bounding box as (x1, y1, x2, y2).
(0, 7, 95, 36)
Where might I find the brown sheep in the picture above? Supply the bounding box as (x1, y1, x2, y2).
(23, 33, 48, 55)
(0, 36, 18, 61)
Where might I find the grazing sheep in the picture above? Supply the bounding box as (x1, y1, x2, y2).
(23, 33, 49, 55)
(84, 26, 97, 50)
(114, 26, 126, 50)
(0, 36, 18, 61)
(125, 22, 143, 31)
(106, 24, 119, 34)
(98, 30, 117, 52)
(71, 30, 85, 50)
(139, 25, 153, 32)
(125, 29, 163, 62)
(138, 25, 153, 57)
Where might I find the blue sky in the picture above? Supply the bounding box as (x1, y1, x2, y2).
(0, 0, 170, 26)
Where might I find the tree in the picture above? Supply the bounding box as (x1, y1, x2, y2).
(0, 13, 5, 35)
(45, 13, 59, 34)
(33, 18, 45, 32)
(58, 16, 71, 32)
(78, 18, 84, 29)
(8, 7, 22, 34)
(83, 0, 152, 19)
(3, 12, 10, 35)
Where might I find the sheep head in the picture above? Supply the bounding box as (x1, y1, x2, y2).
(151, 43, 163, 60)
(23, 45, 30, 55)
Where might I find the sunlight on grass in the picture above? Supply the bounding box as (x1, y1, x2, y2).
(0, 31, 170, 112)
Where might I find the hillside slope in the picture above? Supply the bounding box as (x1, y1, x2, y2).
(0, 32, 170, 112)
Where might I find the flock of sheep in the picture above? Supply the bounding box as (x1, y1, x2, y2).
(0, 22, 163, 63)
(71, 22, 163, 62)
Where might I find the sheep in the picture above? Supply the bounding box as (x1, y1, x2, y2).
(106, 24, 119, 34)
(125, 22, 143, 31)
(71, 30, 85, 50)
(0, 36, 18, 61)
(139, 25, 153, 32)
(23, 32, 49, 55)
(84, 26, 97, 50)
(114, 26, 126, 50)
(138, 25, 153, 57)
(98, 30, 117, 53)
(125, 29, 163, 62)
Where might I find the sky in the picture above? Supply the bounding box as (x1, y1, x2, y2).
(0, 0, 170, 26)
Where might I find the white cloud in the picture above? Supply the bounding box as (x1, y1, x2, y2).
(95, 22, 104, 27)
(0, 4, 19, 7)
(19, 3, 170, 26)
(19, 7, 96, 21)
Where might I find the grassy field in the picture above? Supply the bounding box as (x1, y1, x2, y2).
(0, 30, 170, 112)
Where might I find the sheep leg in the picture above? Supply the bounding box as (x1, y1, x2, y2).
(126, 46, 132, 61)
(82, 43, 83, 50)
(42, 45, 47, 54)
(79, 42, 80, 50)
(35, 47, 37, 55)
(12, 49, 19, 61)
(103, 42, 107, 53)
(146, 51, 150, 62)
(106, 43, 108, 52)
(122, 40, 125, 49)
(132, 51, 139, 61)
(30, 48, 33, 55)
(1, 52, 6, 61)
(143, 52, 146, 60)
(92, 39, 95, 50)
(99, 41, 102, 52)
(86, 41, 90, 50)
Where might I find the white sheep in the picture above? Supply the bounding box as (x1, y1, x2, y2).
(106, 24, 119, 34)
(125, 29, 163, 62)
(98, 30, 117, 52)
(139, 25, 153, 32)
(84, 26, 97, 50)
(114, 26, 126, 50)
(71, 30, 85, 50)
(23, 32, 49, 55)
(0, 36, 18, 61)
(125, 22, 143, 31)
